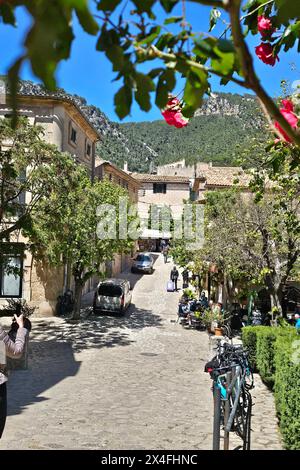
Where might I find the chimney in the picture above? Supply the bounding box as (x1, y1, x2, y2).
(123, 161, 128, 172)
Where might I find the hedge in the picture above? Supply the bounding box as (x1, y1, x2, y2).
(242, 325, 300, 450)
(274, 331, 300, 450)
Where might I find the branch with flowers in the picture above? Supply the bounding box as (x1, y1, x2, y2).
(2, 0, 300, 149)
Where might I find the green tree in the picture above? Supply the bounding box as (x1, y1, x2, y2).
(28, 175, 138, 319)
(203, 164, 300, 313)
(0, 116, 79, 252)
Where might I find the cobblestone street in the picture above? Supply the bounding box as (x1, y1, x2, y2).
(0, 254, 282, 450)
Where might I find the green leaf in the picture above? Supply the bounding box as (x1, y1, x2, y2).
(97, 0, 122, 11)
(96, 27, 120, 51)
(75, 1, 99, 35)
(275, 0, 300, 22)
(137, 26, 161, 45)
(133, 0, 156, 15)
(216, 39, 235, 53)
(148, 67, 165, 78)
(0, 4, 16, 25)
(114, 85, 132, 119)
(211, 52, 235, 75)
(134, 73, 155, 112)
(164, 16, 183, 25)
(193, 37, 219, 59)
(105, 45, 125, 71)
(155, 69, 176, 108)
(160, 0, 178, 13)
(183, 68, 208, 113)
(155, 32, 175, 50)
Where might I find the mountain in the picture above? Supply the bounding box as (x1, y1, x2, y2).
(119, 93, 267, 170)
(14, 81, 266, 172)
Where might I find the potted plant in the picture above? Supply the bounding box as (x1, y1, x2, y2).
(182, 288, 196, 300)
(202, 308, 220, 334)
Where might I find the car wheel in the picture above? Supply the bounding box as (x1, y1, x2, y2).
(131, 267, 136, 273)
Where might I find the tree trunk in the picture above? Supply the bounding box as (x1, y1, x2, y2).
(265, 272, 283, 317)
(72, 277, 83, 320)
(270, 290, 282, 316)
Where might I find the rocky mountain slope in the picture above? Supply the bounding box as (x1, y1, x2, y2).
(13, 81, 266, 172)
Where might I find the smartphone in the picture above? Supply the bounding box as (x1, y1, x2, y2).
(15, 304, 22, 316)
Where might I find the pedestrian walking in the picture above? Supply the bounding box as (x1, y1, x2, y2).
(163, 244, 169, 264)
(182, 268, 189, 289)
(170, 266, 179, 291)
(0, 313, 29, 438)
(160, 239, 166, 253)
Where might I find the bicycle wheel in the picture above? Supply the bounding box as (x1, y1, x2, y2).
(221, 324, 232, 340)
(232, 387, 251, 443)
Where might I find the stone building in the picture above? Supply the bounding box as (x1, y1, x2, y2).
(95, 160, 140, 276)
(95, 160, 140, 203)
(0, 80, 100, 315)
(131, 173, 191, 220)
(191, 166, 251, 203)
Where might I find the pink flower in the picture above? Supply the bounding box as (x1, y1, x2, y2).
(257, 15, 275, 38)
(281, 99, 294, 112)
(173, 112, 189, 128)
(161, 96, 189, 128)
(255, 43, 279, 66)
(274, 99, 299, 142)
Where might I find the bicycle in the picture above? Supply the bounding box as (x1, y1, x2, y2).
(205, 340, 254, 450)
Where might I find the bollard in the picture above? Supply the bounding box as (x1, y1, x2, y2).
(212, 384, 221, 450)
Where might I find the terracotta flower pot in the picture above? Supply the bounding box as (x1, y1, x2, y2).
(214, 327, 223, 336)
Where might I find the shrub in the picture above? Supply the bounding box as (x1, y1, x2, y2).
(242, 326, 259, 370)
(274, 331, 300, 450)
(242, 325, 300, 449)
(256, 327, 277, 387)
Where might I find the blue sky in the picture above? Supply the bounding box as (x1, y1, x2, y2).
(0, 1, 299, 123)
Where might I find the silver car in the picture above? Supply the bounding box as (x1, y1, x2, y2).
(93, 278, 132, 315)
(131, 252, 154, 274)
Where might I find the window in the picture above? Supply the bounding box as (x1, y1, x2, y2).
(136, 255, 151, 263)
(86, 142, 91, 157)
(69, 122, 77, 145)
(153, 183, 167, 194)
(0, 252, 23, 298)
(98, 283, 122, 297)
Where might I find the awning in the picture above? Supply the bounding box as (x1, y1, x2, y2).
(139, 228, 171, 239)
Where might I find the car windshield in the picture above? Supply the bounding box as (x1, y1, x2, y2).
(98, 284, 123, 297)
(136, 255, 151, 262)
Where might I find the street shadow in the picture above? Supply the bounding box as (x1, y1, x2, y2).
(22, 304, 163, 354)
(6, 303, 163, 418)
(7, 341, 80, 417)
